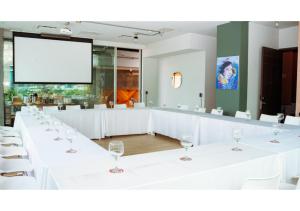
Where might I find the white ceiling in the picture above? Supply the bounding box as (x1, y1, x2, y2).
(254, 21, 298, 29)
(0, 21, 227, 44)
(0, 21, 297, 45)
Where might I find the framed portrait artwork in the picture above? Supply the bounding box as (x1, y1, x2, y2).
(216, 56, 239, 90)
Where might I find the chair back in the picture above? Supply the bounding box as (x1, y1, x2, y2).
(241, 175, 280, 189)
(211, 109, 223, 115)
(259, 114, 278, 123)
(65, 105, 81, 110)
(43, 106, 58, 112)
(195, 107, 206, 113)
(235, 111, 250, 119)
(94, 104, 107, 109)
(178, 105, 189, 110)
(134, 102, 145, 108)
(114, 104, 127, 109)
(284, 115, 300, 126)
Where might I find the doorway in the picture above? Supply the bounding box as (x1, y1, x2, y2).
(260, 47, 298, 116)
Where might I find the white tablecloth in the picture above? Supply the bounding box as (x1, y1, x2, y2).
(14, 107, 300, 189)
(46, 108, 152, 139)
(47, 109, 105, 139)
(14, 112, 109, 189)
(103, 108, 152, 136)
(241, 131, 300, 182)
(50, 144, 280, 189)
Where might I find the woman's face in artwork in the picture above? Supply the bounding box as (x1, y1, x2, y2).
(223, 64, 233, 79)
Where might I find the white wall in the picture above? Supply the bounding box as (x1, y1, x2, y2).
(279, 26, 298, 49)
(247, 22, 279, 119)
(143, 33, 216, 110)
(247, 23, 298, 119)
(142, 58, 159, 106)
(158, 51, 206, 108)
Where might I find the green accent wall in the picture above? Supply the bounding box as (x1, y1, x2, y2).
(216, 22, 248, 116)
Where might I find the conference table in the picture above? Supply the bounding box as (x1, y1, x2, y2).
(14, 107, 300, 189)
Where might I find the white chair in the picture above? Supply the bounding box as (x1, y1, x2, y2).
(284, 115, 300, 126)
(195, 107, 206, 113)
(0, 146, 27, 157)
(0, 126, 16, 132)
(114, 104, 127, 109)
(0, 176, 39, 189)
(241, 175, 281, 189)
(43, 106, 58, 112)
(134, 102, 145, 108)
(0, 157, 33, 174)
(0, 137, 22, 146)
(66, 105, 81, 110)
(259, 114, 278, 123)
(211, 109, 223, 115)
(178, 105, 189, 110)
(235, 111, 251, 119)
(280, 178, 300, 190)
(94, 104, 107, 109)
(0, 130, 21, 139)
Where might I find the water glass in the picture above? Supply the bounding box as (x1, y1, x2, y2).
(65, 129, 77, 153)
(109, 141, 125, 173)
(232, 128, 243, 151)
(180, 135, 193, 161)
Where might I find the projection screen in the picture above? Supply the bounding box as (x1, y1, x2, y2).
(13, 32, 93, 84)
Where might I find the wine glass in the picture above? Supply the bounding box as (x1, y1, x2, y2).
(217, 107, 223, 115)
(83, 101, 89, 109)
(53, 120, 63, 141)
(245, 110, 251, 120)
(148, 100, 153, 107)
(271, 124, 280, 143)
(65, 129, 77, 153)
(108, 141, 124, 173)
(179, 135, 193, 161)
(44, 115, 53, 131)
(129, 100, 134, 108)
(109, 101, 114, 108)
(277, 113, 284, 127)
(232, 128, 243, 151)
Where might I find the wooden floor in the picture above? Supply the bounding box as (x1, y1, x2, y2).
(95, 134, 182, 156)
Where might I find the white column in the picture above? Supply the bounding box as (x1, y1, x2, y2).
(0, 28, 4, 125)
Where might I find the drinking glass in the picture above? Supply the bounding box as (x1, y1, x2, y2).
(109, 141, 125, 173)
(53, 120, 63, 141)
(44, 115, 53, 131)
(179, 135, 193, 161)
(148, 100, 153, 107)
(277, 113, 284, 126)
(83, 101, 89, 109)
(109, 101, 114, 108)
(245, 110, 251, 120)
(271, 124, 280, 143)
(65, 129, 77, 153)
(232, 128, 243, 151)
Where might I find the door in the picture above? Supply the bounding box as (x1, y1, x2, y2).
(281, 49, 298, 115)
(260, 47, 282, 115)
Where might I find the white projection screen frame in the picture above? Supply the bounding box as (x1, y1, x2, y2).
(13, 32, 93, 84)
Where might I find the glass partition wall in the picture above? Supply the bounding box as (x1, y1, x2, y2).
(116, 48, 141, 107)
(2, 40, 142, 126)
